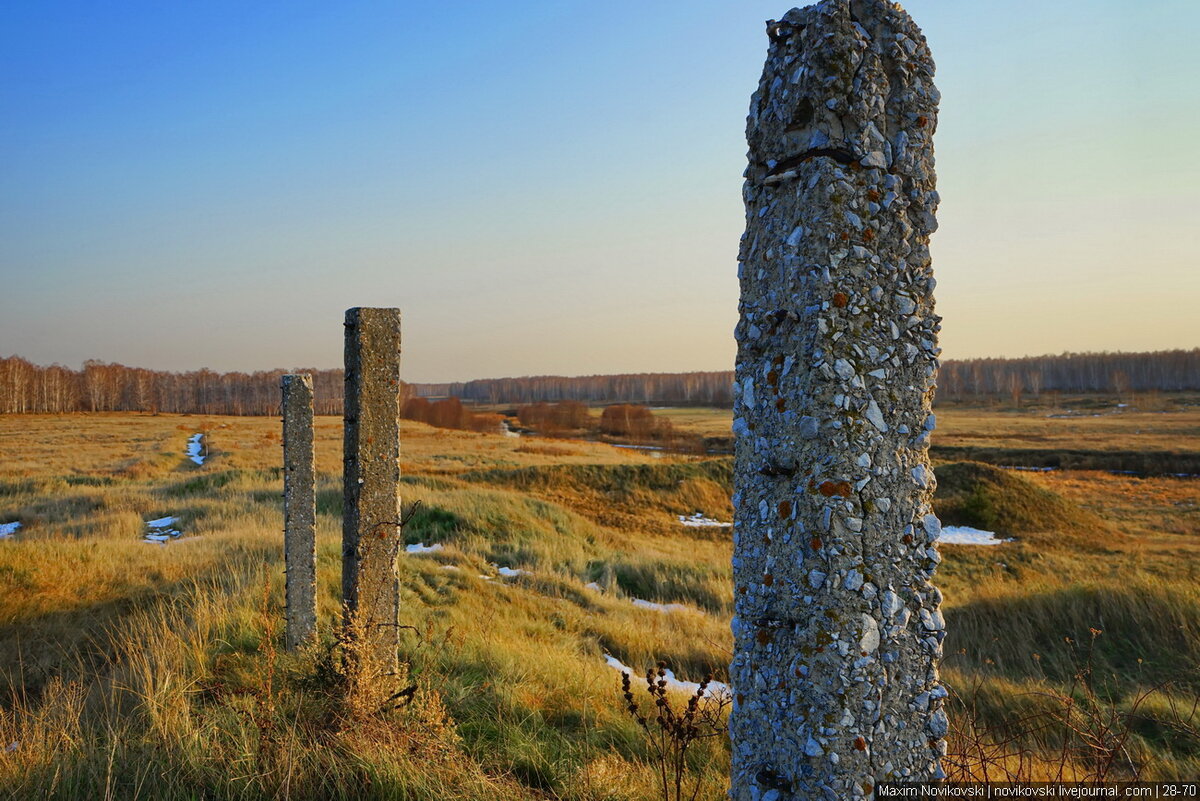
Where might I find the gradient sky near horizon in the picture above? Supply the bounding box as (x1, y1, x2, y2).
(2, 1, 1197, 382)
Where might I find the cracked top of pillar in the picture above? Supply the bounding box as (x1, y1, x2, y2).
(746, 0, 937, 192)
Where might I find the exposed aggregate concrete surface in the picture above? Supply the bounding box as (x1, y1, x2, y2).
(343, 307, 403, 671)
(282, 373, 317, 650)
(730, 1, 944, 797)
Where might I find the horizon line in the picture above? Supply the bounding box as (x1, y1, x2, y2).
(4, 346, 1198, 386)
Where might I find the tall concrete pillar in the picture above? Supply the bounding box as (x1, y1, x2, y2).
(730, 1, 944, 797)
(282, 373, 317, 650)
(342, 307, 402, 672)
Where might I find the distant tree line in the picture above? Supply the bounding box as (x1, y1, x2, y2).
(0, 349, 1196, 415)
(415, 350, 1199, 405)
(416, 372, 735, 406)
(0, 357, 358, 415)
(936, 350, 1200, 401)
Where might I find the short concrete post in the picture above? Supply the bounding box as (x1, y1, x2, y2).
(730, 1, 944, 797)
(282, 373, 317, 650)
(342, 307, 402, 672)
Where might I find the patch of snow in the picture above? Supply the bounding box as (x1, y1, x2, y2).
(441, 564, 460, 571)
(584, 582, 602, 592)
(612, 444, 664, 451)
(937, 526, 1012, 546)
(495, 565, 529, 578)
(679, 512, 732, 528)
(143, 516, 185, 545)
(187, 433, 205, 465)
(0, 521, 21, 539)
(632, 598, 691, 614)
(603, 654, 730, 700)
(500, 420, 521, 438)
(405, 542, 443, 554)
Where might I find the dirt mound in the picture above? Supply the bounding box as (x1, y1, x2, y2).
(933, 461, 1104, 535)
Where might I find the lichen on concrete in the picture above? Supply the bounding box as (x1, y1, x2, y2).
(730, 1, 944, 797)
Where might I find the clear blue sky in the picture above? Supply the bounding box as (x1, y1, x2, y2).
(2, 1, 1196, 381)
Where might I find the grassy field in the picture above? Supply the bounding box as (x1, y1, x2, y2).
(659, 397, 1200, 451)
(659, 399, 1200, 472)
(0, 407, 1197, 798)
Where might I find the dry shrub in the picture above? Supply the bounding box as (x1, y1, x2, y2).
(329, 601, 408, 724)
(339, 683, 462, 765)
(619, 662, 730, 801)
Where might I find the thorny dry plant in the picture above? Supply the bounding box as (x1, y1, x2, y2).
(620, 662, 730, 801)
(331, 501, 426, 722)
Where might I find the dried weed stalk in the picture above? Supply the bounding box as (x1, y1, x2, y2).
(619, 662, 730, 801)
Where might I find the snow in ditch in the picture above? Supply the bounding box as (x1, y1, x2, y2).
(603, 654, 730, 700)
(585, 583, 695, 615)
(403, 544, 534, 576)
(679, 512, 732, 528)
(938, 526, 1012, 546)
(0, 521, 20, 540)
(470, 564, 529, 580)
(187, 434, 205, 465)
(143, 516, 185, 544)
(632, 598, 691, 614)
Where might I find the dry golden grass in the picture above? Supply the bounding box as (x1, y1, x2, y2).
(0, 413, 668, 478)
(651, 401, 1200, 456)
(933, 406, 1200, 455)
(0, 407, 1197, 796)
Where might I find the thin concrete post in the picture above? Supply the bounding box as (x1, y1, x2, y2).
(342, 307, 402, 672)
(730, 1, 944, 797)
(282, 373, 317, 650)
